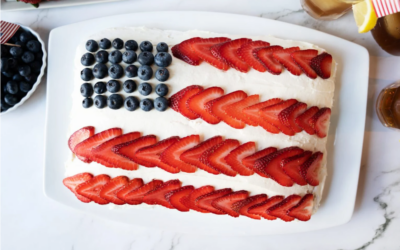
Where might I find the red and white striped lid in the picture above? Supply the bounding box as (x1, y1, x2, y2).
(0, 21, 20, 44)
(371, 0, 400, 17)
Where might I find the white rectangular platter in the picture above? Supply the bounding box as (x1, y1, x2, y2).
(1, 0, 124, 11)
(44, 11, 368, 236)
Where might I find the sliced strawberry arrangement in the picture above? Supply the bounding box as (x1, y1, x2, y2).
(225, 142, 256, 176)
(237, 40, 270, 72)
(309, 107, 331, 138)
(176, 37, 202, 65)
(190, 37, 231, 70)
(113, 135, 157, 167)
(254, 46, 284, 75)
(260, 99, 298, 135)
(74, 128, 122, 161)
(248, 195, 284, 220)
(135, 136, 180, 174)
(187, 87, 224, 124)
(278, 102, 308, 133)
(75, 174, 111, 205)
(165, 185, 194, 212)
(160, 135, 200, 173)
(219, 38, 252, 72)
(267, 195, 301, 222)
(170, 85, 204, 120)
(232, 194, 269, 220)
(287, 194, 314, 221)
(212, 191, 249, 217)
(143, 179, 181, 209)
(291, 49, 318, 79)
(63, 173, 93, 203)
(196, 188, 232, 214)
(225, 95, 260, 126)
(310, 52, 333, 79)
(180, 136, 222, 175)
(99, 176, 129, 205)
(272, 47, 302, 76)
(281, 151, 312, 185)
(91, 132, 141, 170)
(243, 98, 282, 133)
(300, 152, 323, 186)
(68, 126, 95, 163)
(181, 185, 215, 213)
(295, 106, 319, 135)
(242, 147, 277, 177)
(116, 178, 145, 205)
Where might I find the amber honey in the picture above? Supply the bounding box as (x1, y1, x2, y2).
(377, 82, 400, 129)
(300, 0, 353, 20)
(371, 12, 400, 56)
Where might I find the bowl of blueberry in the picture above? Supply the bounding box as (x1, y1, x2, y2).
(0, 24, 47, 115)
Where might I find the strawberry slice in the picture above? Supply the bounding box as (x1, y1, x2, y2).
(118, 179, 162, 205)
(181, 185, 215, 213)
(247, 195, 284, 220)
(237, 40, 270, 72)
(187, 87, 224, 124)
(135, 136, 180, 174)
(254, 147, 304, 186)
(143, 179, 181, 209)
(300, 152, 323, 186)
(254, 46, 284, 75)
(260, 99, 298, 135)
(225, 95, 260, 126)
(165, 185, 194, 212)
(242, 147, 277, 177)
(291, 49, 318, 79)
(171, 44, 184, 61)
(68, 126, 95, 163)
(278, 102, 308, 133)
(232, 194, 269, 220)
(287, 194, 314, 221)
(170, 85, 204, 120)
(311, 52, 333, 79)
(281, 151, 312, 185)
(225, 142, 256, 176)
(309, 107, 331, 138)
(200, 139, 240, 177)
(176, 38, 202, 66)
(116, 178, 144, 205)
(63, 173, 93, 203)
(243, 98, 282, 133)
(267, 195, 301, 222)
(99, 176, 129, 205)
(74, 128, 122, 161)
(180, 136, 222, 175)
(190, 37, 231, 70)
(113, 135, 157, 168)
(91, 132, 141, 170)
(295, 106, 319, 135)
(210, 42, 228, 63)
(272, 47, 302, 76)
(212, 190, 249, 217)
(219, 38, 252, 72)
(206, 91, 247, 129)
(76, 174, 111, 205)
(196, 188, 232, 214)
(160, 135, 200, 173)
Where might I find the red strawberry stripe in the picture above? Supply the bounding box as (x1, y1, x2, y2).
(187, 87, 224, 124)
(281, 151, 312, 186)
(273, 47, 302, 76)
(255, 46, 284, 75)
(196, 188, 232, 214)
(68, 126, 95, 163)
(119, 179, 162, 205)
(113, 135, 157, 167)
(190, 37, 231, 70)
(170, 85, 204, 120)
(116, 178, 145, 205)
(301, 152, 323, 186)
(76, 174, 111, 205)
(225, 95, 260, 126)
(182, 185, 215, 213)
(287, 194, 314, 221)
(177, 37, 202, 66)
(248, 195, 284, 220)
(278, 102, 308, 133)
(242, 147, 277, 177)
(295, 106, 319, 135)
(219, 38, 252, 72)
(238, 40, 270, 72)
(212, 190, 249, 217)
(267, 194, 302, 222)
(165, 185, 194, 212)
(63, 173, 93, 203)
(143, 180, 181, 209)
(232, 194, 269, 220)
(291, 49, 318, 79)
(225, 142, 256, 176)
(99, 176, 129, 205)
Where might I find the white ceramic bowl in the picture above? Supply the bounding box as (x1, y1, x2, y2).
(1, 24, 47, 116)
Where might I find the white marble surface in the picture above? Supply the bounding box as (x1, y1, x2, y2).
(1, 0, 400, 249)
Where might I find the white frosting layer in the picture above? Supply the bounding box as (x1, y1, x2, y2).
(66, 27, 336, 213)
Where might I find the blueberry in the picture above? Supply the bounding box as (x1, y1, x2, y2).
(21, 51, 35, 63)
(154, 97, 169, 111)
(123, 80, 136, 93)
(122, 50, 137, 64)
(125, 65, 138, 78)
(138, 82, 152, 96)
(2, 70, 14, 78)
(82, 97, 93, 108)
(95, 50, 108, 63)
(4, 94, 19, 106)
(99, 38, 111, 49)
(156, 42, 169, 52)
(19, 81, 32, 93)
(155, 68, 170, 82)
(35, 51, 44, 61)
(26, 40, 41, 53)
(81, 68, 93, 81)
(18, 65, 31, 77)
(140, 41, 153, 52)
(5, 81, 19, 94)
(154, 52, 172, 67)
(86, 40, 98, 52)
(137, 65, 153, 80)
(94, 95, 107, 108)
(112, 38, 123, 49)
(155, 83, 168, 97)
(94, 81, 107, 94)
(140, 98, 153, 111)
(10, 32, 20, 43)
(106, 80, 121, 93)
(108, 64, 123, 79)
(108, 94, 123, 109)
(30, 60, 42, 73)
(124, 96, 139, 111)
(138, 52, 154, 66)
(93, 63, 108, 79)
(80, 83, 94, 97)
(81, 53, 95, 66)
(125, 40, 138, 51)
(15, 41, 26, 49)
(25, 74, 38, 84)
(108, 50, 122, 64)
(12, 74, 24, 82)
(1, 99, 12, 111)
(1, 58, 8, 72)
(19, 32, 33, 43)
(10, 47, 23, 57)
(7, 58, 18, 70)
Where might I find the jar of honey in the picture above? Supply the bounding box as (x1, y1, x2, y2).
(376, 81, 400, 129)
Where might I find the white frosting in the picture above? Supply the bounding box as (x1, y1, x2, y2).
(66, 27, 336, 213)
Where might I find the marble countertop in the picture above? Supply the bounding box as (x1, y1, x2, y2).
(1, 0, 400, 249)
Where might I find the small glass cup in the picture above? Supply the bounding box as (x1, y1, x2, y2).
(376, 81, 400, 130)
(300, 0, 354, 20)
